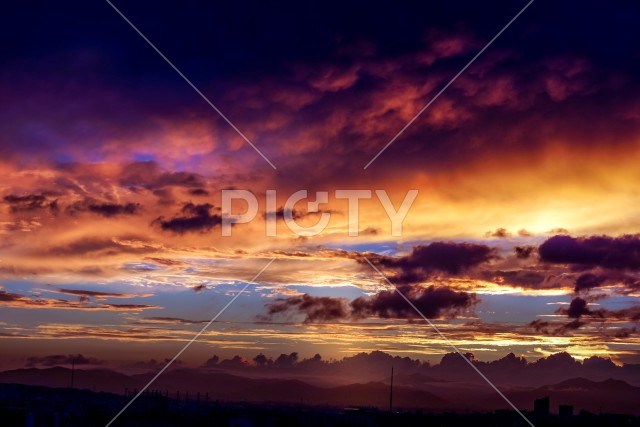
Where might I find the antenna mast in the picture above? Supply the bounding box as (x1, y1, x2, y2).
(389, 366, 394, 413)
(70, 357, 75, 389)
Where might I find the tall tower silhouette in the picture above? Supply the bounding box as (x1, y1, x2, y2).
(70, 357, 75, 389)
(389, 366, 394, 413)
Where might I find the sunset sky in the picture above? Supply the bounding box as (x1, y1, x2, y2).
(1, 0, 639, 373)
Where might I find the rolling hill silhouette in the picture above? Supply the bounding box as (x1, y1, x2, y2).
(1, 367, 638, 414)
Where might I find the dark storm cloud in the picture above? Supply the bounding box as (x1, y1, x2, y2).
(529, 318, 586, 336)
(154, 202, 222, 233)
(389, 243, 494, 274)
(188, 188, 210, 196)
(3, 194, 58, 213)
(87, 202, 138, 216)
(556, 297, 640, 323)
(202, 355, 219, 367)
(264, 206, 338, 222)
(151, 188, 176, 206)
(56, 288, 152, 301)
(350, 285, 478, 319)
(528, 319, 551, 333)
(4, 191, 140, 220)
(364, 242, 495, 285)
(0, 290, 32, 304)
(529, 284, 640, 335)
(105, 303, 159, 310)
(612, 327, 637, 338)
(483, 269, 547, 288)
(264, 207, 305, 221)
(620, 275, 640, 296)
(263, 285, 478, 322)
(574, 272, 607, 292)
(4, 194, 46, 211)
(515, 245, 536, 259)
(556, 319, 587, 333)
(66, 198, 140, 217)
(264, 294, 349, 323)
(565, 297, 591, 319)
(539, 234, 640, 270)
(1, 0, 639, 184)
(605, 306, 640, 322)
(58, 289, 127, 298)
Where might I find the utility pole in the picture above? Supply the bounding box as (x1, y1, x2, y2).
(70, 357, 75, 389)
(389, 366, 394, 413)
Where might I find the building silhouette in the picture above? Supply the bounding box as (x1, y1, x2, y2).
(559, 404, 574, 418)
(534, 396, 550, 416)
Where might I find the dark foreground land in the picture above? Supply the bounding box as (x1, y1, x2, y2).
(1, 383, 638, 427)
